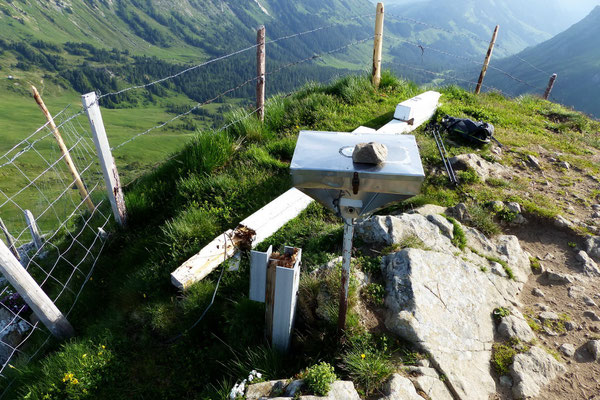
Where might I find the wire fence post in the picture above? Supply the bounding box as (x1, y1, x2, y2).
(0, 218, 20, 261)
(0, 240, 75, 340)
(82, 92, 128, 227)
(31, 86, 95, 214)
(543, 73, 557, 100)
(256, 25, 266, 122)
(475, 25, 499, 95)
(337, 218, 354, 334)
(24, 210, 43, 251)
(372, 2, 385, 88)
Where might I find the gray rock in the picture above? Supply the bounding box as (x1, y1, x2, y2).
(564, 321, 579, 331)
(355, 214, 455, 253)
(592, 205, 600, 211)
(353, 142, 388, 164)
(383, 248, 520, 400)
(0, 309, 31, 366)
(506, 202, 522, 214)
(491, 262, 508, 278)
(449, 153, 507, 182)
(510, 346, 566, 399)
(554, 215, 573, 229)
(532, 288, 545, 298)
(583, 310, 600, 322)
(593, 211, 600, 219)
(576, 251, 600, 276)
(539, 311, 559, 321)
(499, 375, 513, 388)
(412, 374, 453, 400)
(568, 285, 585, 299)
(527, 154, 542, 169)
(491, 201, 505, 211)
(416, 358, 431, 368)
(559, 161, 571, 170)
(246, 380, 288, 400)
(448, 202, 471, 222)
(546, 270, 575, 284)
(543, 326, 559, 336)
(379, 374, 422, 400)
(426, 214, 454, 239)
(498, 310, 536, 343)
(326, 381, 361, 400)
(585, 236, 600, 259)
(588, 340, 600, 361)
(284, 380, 304, 397)
(583, 296, 597, 307)
(559, 343, 575, 357)
(408, 204, 447, 216)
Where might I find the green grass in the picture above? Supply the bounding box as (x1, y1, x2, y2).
(4, 72, 600, 398)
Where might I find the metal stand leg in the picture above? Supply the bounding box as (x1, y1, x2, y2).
(337, 218, 354, 333)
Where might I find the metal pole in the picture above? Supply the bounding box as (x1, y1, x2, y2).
(475, 25, 499, 95)
(372, 2, 385, 88)
(256, 26, 266, 122)
(543, 73, 557, 100)
(337, 218, 354, 333)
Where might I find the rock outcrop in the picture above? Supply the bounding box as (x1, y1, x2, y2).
(510, 346, 566, 398)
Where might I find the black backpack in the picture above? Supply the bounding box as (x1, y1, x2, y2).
(441, 115, 495, 145)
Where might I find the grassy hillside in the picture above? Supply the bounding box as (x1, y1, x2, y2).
(484, 6, 600, 118)
(2, 72, 599, 399)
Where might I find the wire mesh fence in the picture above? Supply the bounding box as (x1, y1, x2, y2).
(0, 108, 111, 377)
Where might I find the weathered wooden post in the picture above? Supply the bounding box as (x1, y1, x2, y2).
(82, 92, 127, 226)
(24, 210, 43, 251)
(31, 86, 95, 214)
(475, 25, 499, 95)
(0, 240, 74, 339)
(256, 25, 266, 122)
(543, 73, 558, 100)
(0, 218, 20, 261)
(372, 2, 385, 88)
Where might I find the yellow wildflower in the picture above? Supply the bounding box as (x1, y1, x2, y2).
(71, 378, 79, 385)
(82, 354, 87, 358)
(101, 345, 105, 349)
(361, 354, 366, 359)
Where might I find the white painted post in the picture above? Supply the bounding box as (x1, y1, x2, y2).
(0, 218, 20, 261)
(0, 240, 74, 339)
(82, 92, 127, 227)
(249, 245, 272, 302)
(272, 247, 301, 352)
(24, 210, 42, 251)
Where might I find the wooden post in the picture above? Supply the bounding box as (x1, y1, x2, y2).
(372, 2, 385, 88)
(82, 92, 127, 226)
(337, 218, 354, 333)
(0, 218, 20, 261)
(256, 26, 266, 122)
(264, 258, 277, 342)
(0, 240, 74, 339)
(31, 86, 95, 214)
(475, 25, 499, 95)
(24, 210, 43, 251)
(543, 73, 557, 100)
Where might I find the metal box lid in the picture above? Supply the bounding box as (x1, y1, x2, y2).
(291, 131, 425, 195)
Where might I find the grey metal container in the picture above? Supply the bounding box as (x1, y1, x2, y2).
(290, 131, 425, 218)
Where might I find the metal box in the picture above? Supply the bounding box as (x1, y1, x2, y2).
(291, 131, 425, 218)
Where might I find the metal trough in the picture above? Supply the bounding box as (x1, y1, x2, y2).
(290, 130, 425, 331)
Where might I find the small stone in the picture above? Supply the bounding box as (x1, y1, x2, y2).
(284, 380, 304, 397)
(559, 161, 570, 170)
(576, 251, 600, 276)
(593, 212, 600, 219)
(585, 236, 600, 259)
(559, 343, 575, 357)
(527, 155, 542, 169)
(416, 358, 431, 368)
(506, 202, 522, 214)
(448, 202, 470, 221)
(584, 310, 600, 322)
(498, 312, 536, 343)
(583, 296, 597, 307)
(539, 311, 559, 321)
(499, 375, 513, 388)
(568, 285, 586, 299)
(564, 321, 578, 331)
(588, 340, 600, 361)
(592, 204, 600, 211)
(546, 270, 575, 284)
(554, 215, 573, 229)
(532, 288, 545, 298)
(543, 326, 558, 336)
(353, 142, 388, 164)
(381, 374, 422, 400)
(491, 201, 505, 211)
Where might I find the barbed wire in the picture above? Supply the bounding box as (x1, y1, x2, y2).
(387, 12, 551, 78)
